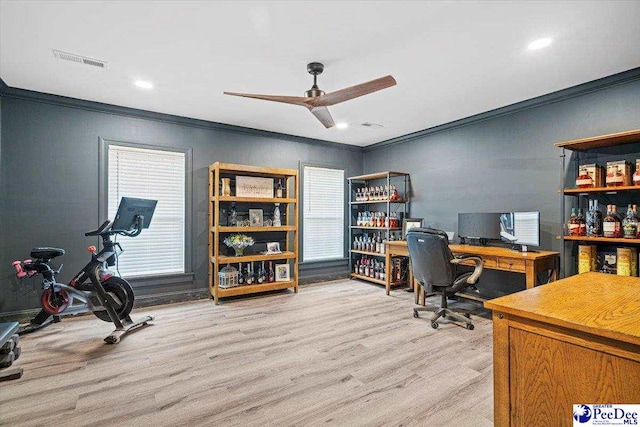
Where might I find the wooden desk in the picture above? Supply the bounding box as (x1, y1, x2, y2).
(384, 241, 559, 300)
(484, 272, 640, 426)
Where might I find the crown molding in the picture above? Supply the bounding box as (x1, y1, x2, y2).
(2, 66, 639, 154)
(364, 66, 640, 152)
(0, 79, 361, 152)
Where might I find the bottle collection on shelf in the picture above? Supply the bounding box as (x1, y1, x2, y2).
(353, 231, 403, 253)
(227, 261, 278, 286)
(575, 159, 640, 189)
(567, 201, 640, 239)
(356, 211, 401, 228)
(355, 185, 400, 202)
(353, 257, 406, 283)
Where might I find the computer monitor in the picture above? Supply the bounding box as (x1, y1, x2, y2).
(500, 211, 540, 247)
(112, 197, 157, 231)
(457, 213, 502, 244)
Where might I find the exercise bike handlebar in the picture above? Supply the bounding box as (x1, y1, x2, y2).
(84, 215, 145, 238)
(85, 220, 112, 237)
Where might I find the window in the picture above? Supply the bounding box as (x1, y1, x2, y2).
(108, 144, 186, 277)
(303, 165, 345, 261)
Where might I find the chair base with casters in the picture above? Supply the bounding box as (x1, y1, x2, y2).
(406, 227, 483, 330)
(413, 293, 474, 330)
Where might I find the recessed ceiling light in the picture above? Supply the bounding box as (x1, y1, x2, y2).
(134, 80, 153, 89)
(335, 122, 349, 129)
(527, 38, 552, 50)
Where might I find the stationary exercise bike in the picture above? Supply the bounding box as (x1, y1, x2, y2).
(12, 197, 157, 344)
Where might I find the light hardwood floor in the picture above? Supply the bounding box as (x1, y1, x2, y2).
(0, 280, 494, 427)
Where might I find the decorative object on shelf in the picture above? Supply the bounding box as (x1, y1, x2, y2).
(273, 203, 281, 226)
(236, 176, 274, 198)
(218, 264, 239, 288)
(275, 264, 290, 282)
(276, 179, 284, 198)
(223, 234, 255, 256)
(266, 242, 281, 253)
(264, 219, 273, 226)
(249, 209, 264, 226)
(402, 218, 423, 238)
(221, 178, 232, 196)
(229, 202, 237, 226)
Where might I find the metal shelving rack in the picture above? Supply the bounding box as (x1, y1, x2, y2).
(347, 171, 410, 287)
(556, 129, 640, 277)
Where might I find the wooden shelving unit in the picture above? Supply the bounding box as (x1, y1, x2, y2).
(209, 162, 298, 304)
(556, 129, 640, 276)
(347, 171, 410, 288)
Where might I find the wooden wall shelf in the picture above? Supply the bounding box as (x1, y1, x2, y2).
(209, 162, 298, 304)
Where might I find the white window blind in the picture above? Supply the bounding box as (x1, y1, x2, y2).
(108, 145, 185, 277)
(303, 166, 344, 261)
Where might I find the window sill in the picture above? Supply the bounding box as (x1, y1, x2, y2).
(123, 272, 195, 288)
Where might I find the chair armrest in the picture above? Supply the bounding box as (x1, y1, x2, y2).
(450, 255, 483, 284)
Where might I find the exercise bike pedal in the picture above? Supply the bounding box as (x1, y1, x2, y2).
(104, 315, 154, 344)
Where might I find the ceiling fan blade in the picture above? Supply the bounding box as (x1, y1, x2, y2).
(314, 75, 397, 107)
(224, 92, 312, 107)
(310, 106, 335, 128)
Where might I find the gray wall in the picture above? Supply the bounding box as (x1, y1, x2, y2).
(364, 75, 640, 297)
(0, 89, 362, 316)
(2, 70, 639, 315)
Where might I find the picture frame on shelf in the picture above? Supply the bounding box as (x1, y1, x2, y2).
(249, 209, 263, 226)
(275, 264, 290, 282)
(402, 218, 423, 238)
(236, 176, 274, 198)
(266, 242, 281, 253)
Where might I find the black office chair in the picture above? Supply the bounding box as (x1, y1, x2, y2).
(406, 228, 483, 330)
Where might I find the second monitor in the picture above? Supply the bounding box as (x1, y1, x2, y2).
(458, 211, 540, 248)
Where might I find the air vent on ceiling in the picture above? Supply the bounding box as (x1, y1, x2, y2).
(53, 49, 108, 69)
(361, 122, 384, 129)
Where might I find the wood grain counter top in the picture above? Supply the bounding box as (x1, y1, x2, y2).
(484, 271, 640, 347)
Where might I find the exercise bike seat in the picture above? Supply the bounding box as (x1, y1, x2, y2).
(30, 248, 65, 260)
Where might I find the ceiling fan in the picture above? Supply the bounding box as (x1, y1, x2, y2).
(224, 62, 396, 128)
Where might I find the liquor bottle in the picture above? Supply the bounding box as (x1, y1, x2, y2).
(586, 200, 595, 236)
(237, 262, 244, 285)
(245, 263, 254, 285)
(383, 185, 389, 200)
(606, 166, 624, 187)
(268, 261, 275, 282)
(623, 204, 637, 238)
(576, 168, 593, 189)
(567, 207, 579, 236)
(593, 199, 604, 237)
(603, 205, 622, 238)
(276, 179, 284, 198)
(258, 261, 266, 284)
(577, 208, 587, 236)
(353, 259, 359, 274)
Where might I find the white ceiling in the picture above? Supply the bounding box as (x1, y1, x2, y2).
(1, 1, 639, 147)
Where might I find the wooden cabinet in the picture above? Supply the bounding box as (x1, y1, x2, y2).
(347, 171, 410, 288)
(556, 129, 640, 276)
(209, 162, 298, 304)
(485, 272, 640, 427)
